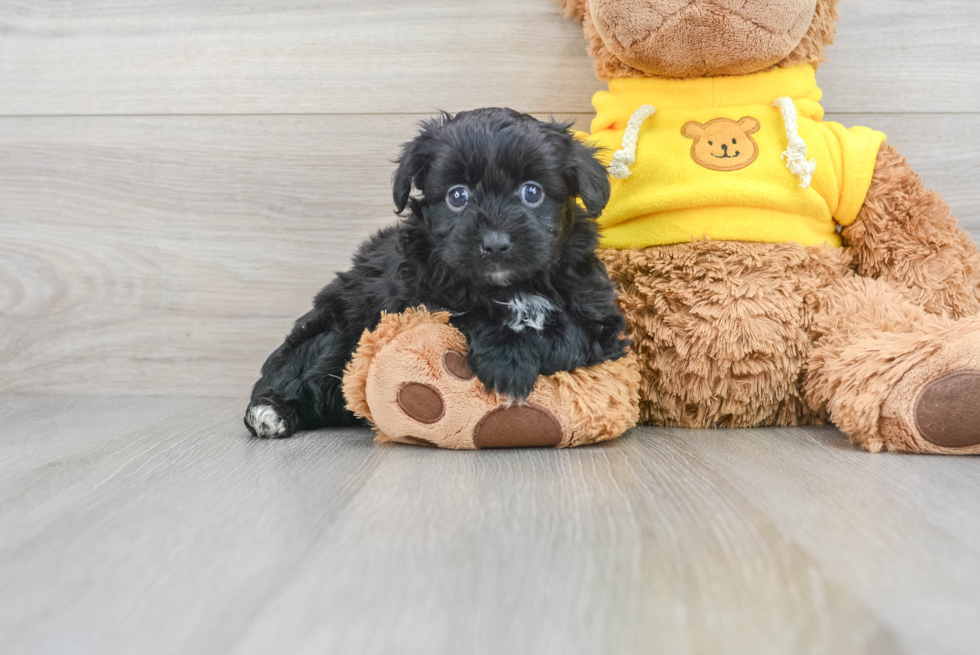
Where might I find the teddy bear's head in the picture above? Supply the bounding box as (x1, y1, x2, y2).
(557, 0, 840, 79)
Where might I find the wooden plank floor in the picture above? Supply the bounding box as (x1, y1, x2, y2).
(1, 397, 979, 654)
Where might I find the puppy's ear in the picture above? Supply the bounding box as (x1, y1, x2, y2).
(392, 114, 449, 214)
(559, 126, 611, 218)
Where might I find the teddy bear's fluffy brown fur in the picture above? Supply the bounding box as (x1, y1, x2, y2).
(565, 0, 840, 80)
(559, 0, 980, 453)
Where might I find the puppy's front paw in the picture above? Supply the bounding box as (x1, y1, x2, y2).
(245, 402, 294, 439)
(472, 360, 539, 400)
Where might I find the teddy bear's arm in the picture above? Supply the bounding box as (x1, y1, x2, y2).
(841, 143, 980, 318)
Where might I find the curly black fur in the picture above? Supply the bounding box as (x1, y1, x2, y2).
(246, 108, 628, 438)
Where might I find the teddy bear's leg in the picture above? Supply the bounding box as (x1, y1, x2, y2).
(598, 241, 844, 428)
(842, 143, 980, 318)
(806, 276, 980, 454)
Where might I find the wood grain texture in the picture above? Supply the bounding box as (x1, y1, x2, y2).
(0, 0, 602, 116)
(2, 113, 978, 397)
(0, 0, 978, 116)
(1, 397, 979, 654)
(818, 0, 980, 113)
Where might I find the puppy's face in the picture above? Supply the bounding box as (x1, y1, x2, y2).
(393, 109, 609, 288)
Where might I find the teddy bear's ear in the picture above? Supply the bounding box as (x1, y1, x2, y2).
(392, 113, 449, 214)
(738, 117, 761, 135)
(553, 0, 588, 21)
(681, 121, 705, 140)
(781, 0, 840, 69)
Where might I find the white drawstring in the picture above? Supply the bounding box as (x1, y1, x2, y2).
(607, 104, 657, 179)
(772, 97, 816, 188)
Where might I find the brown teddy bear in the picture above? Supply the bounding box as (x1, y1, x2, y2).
(553, 0, 980, 453)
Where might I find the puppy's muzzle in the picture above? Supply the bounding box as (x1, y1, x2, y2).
(480, 231, 512, 256)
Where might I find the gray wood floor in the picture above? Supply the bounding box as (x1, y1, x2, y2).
(2, 397, 980, 655)
(4, 1, 980, 653)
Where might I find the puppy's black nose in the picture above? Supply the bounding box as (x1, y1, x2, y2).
(721, 143, 729, 152)
(481, 231, 512, 255)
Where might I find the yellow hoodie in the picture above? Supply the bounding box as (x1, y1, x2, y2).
(585, 65, 886, 249)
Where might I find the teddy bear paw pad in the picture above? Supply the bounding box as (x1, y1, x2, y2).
(396, 383, 445, 424)
(472, 404, 563, 449)
(915, 370, 980, 449)
(398, 435, 438, 447)
(443, 350, 475, 380)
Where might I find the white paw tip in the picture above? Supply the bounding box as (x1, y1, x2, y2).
(248, 404, 288, 438)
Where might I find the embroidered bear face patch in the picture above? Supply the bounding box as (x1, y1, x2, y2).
(681, 117, 761, 172)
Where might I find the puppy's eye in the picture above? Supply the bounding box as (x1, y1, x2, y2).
(445, 185, 469, 212)
(708, 141, 713, 146)
(520, 182, 544, 208)
(732, 138, 737, 145)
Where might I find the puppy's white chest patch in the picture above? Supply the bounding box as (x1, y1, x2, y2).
(504, 293, 555, 332)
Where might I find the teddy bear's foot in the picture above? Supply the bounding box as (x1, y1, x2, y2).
(342, 308, 640, 449)
(876, 329, 980, 454)
(807, 277, 980, 455)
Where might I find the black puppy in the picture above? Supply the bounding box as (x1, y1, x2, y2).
(245, 108, 628, 438)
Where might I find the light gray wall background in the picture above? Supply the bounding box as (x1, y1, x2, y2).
(2, 0, 979, 397)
